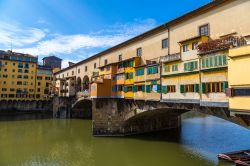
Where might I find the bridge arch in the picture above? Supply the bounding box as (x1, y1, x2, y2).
(71, 98, 92, 119)
(83, 75, 90, 91)
(76, 77, 82, 92)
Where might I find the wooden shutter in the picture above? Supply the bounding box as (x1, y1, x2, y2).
(142, 85, 145, 92)
(202, 83, 206, 93)
(222, 81, 228, 92)
(162, 86, 167, 94)
(124, 86, 127, 93)
(157, 84, 161, 93)
(195, 84, 200, 93)
(133, 85, 137, 92)
(180, 85, 184, 93)
(146, 85, 151, 93)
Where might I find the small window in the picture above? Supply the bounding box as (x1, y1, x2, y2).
(78, 69, 80, 74)
(192, 42, 198, 50)
(85, 66, 87, 72)
(94, 63, 97, 69)
(183, 44, 189, 52)
(104, 59, 108, 65)
(199, 24, 209, 36)
(72, 71, 74, 75)
(162, 38, 169, 49)
(137, 47, 142, 57)
(118, 55, 122, 62)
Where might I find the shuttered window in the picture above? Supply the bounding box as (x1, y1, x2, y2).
(172, 64, 178, 72)
(201, 54, 227, 69)
(180, 84, 199, 93)
(201, 81, 228, 93)
(135, 68, 144, 76)
(147, 66, 158, 75)
(184, 61, 198, 71)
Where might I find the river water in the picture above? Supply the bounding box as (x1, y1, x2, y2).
(0, 111, 249, 166)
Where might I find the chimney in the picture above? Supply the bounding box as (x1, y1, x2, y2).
(68, 62, 75, 67)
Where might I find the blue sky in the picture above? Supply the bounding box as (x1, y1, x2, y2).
(0, 0, 211, 68)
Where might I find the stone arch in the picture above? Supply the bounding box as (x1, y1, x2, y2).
(76, 77, 82, 92)
(123, 108, 187, 135)
(82, 75, 90, 91)
(71, 99, 92, 119)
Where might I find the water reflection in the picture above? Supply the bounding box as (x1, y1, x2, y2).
(0, 111, 249, 166)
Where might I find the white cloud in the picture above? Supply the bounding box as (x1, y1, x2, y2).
(1, 19, 157, 68)
(0, 22, 46, 47)
(61, 59, 79, 69)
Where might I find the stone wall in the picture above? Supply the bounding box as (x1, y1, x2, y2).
(92, 99, 186, 136)
(0, 100, 52, 113)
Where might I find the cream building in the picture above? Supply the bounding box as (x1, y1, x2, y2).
(54, 0, 250, 111)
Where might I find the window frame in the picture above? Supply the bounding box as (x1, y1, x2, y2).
(199, 24, 210, 36)
(162, 38, 169, 49)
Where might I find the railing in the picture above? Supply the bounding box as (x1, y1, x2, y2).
(198, 36, 247, 55)
(91, 77, 104, 83)
(92, 72, 99, 77)
(160, 53, 181, 63)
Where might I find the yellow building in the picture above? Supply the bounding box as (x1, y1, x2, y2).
(228, 44, 250, 112)
(123, 57, 141, 99)
(35, 66, 53, 100)
(0, 50, 53, 101)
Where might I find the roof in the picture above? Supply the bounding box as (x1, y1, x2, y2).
(55, 0, 232, 75)
(42, 56, 62, 60)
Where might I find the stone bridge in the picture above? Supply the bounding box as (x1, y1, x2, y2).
(91, 99, 250, 136)
(55, 97, 250, 136)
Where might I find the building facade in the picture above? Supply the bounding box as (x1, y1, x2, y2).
(54, 0, 250, 112)
(0, 50, 53, 101)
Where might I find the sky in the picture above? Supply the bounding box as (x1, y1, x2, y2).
(0, 0, 211, 68)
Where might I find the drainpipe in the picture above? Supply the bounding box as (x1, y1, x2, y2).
(198, 55, 202, 103)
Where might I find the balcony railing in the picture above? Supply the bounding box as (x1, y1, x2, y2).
(160, 53, 181, 63)
(92, 71, 99, 77)
(198, 36, 247, 55)
(91, 77, 104, 83)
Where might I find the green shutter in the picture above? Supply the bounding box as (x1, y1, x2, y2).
(151, 80, 157, 85)
(214, 56, 218, 67)
(133, 85, 137, 92)
(205, 58, 209, 68)
(202, 59, 205, 68)
(222, 81, 228, 92)
(129, 72, 133, 79)
(202, 83, 206, 93)
(195, 84, 200, 93)
(157, 84, 161, 93)
(223, 55, 227, 65)
(209, 56, 213, 68)
(142, 85, 145, 92)
(194, 61, 198, 70)
(219, 55, 223, 66)
(180, 85, 184, 93)
(162, 86, 167, 94)
(146, 85, 151, 93)
(124, 86, 127, 93)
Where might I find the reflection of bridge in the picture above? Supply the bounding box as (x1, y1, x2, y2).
(64, 97, 250, 136)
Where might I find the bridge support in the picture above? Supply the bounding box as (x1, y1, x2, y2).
(92, 99, 186, 136)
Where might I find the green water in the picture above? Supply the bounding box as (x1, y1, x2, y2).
(0, 112, 250, 166)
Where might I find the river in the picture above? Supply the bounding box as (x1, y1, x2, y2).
(0, 111, 249, 166)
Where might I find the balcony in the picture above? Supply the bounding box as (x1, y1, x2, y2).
(92, 71, 99, 77)
(160, 53, 181, 63)
(198, 36, 247, 55)
(91, 77, 104, 83)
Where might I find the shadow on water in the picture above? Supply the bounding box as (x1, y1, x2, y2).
(0, 111, 53, 121)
